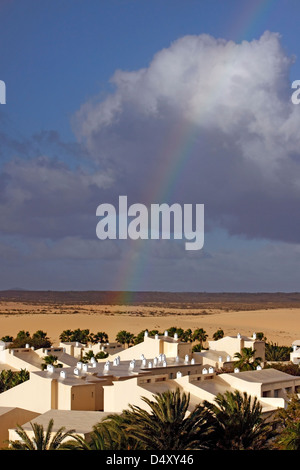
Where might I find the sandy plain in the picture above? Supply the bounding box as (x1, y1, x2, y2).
(0, 301, 299, 347)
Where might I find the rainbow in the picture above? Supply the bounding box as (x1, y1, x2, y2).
(103, 0, 281, 302)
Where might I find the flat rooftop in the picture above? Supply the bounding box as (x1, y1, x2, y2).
(224, 368, 299, 384)
(18, 410, 114, 435)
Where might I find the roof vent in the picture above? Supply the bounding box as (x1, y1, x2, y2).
(144, 330, 149, 337)
(25, 343, 30, 349)
(218, 356, 222, 362)
(184, 354, 189, 363)
(164, 330, 168, 337)
(104, 362, 110, 372)
(82, 364, 88, 372)
(60, 370, 66, 379)
(163, 360, 167, 367)
(176, 371, 182, 378)
(256, 365, 262, 370)
(237, 333, 241, 339)
(77, 362, 83, 369)
(153, 357, 158, 366)
(202, 368, 208, 374)
(47, 364, 54, 373)
(155, 334, 159, 340)
(226, 355, 231, 361)
(191, 358, 195, 365)
(74, 367, 79, 375)
(174, 333, 178, 340)
(175, 356, 180, 363)
(148, 361, 153, 368)
(234, 367, 240, 373)
(253, 332, 257, 339)
(209, 366, 214, 373)
(129, 360, 135, 370)
(142, 358, 147, 367)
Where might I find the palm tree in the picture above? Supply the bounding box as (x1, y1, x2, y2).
(273, 394, 300, 449)
(265, 342, 291, 362)
(234, 347, 262, 371)
(115, 330, 135, 348)
(204, 390, 274, 450)
(7, 419, 75, 450)
(212, 328, 224, 341)
(59, 329, 73, 342)
(192, 328, 208, 350)
(118, 388, 213, 450)
(92, 331, 109, 344)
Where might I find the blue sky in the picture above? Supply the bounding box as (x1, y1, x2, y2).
(1, 0, 300, 292)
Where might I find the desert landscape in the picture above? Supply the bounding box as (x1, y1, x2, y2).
(0, 291, 300, 347)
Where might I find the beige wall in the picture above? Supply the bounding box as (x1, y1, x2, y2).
(0, 373, 52, 414)
(208, 336, 265, 362)
(0, 348, 41, 372)
(103, 376, 163, 413)
(0, 408, 39, 449)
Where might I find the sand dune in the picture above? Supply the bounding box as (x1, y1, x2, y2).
(0, 300, 299, 347)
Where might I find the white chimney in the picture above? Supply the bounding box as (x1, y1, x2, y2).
(76, 362, 83, 369)
(60, 370, 66, 378)
(237, 333, 241, 339)
(176, 371, 182, 378)
(163, 360, 167, 367)
(47, 364, 54, 373)
(256, 365, 262, 370)
(174, 333, 178, 340)
(144, 330, 149, 337)
(175, 356, 180, 362)
(234, 367, 240, 373)
(253, 332, 257, 340)
(226, 355, 231, 362)
(202, 368, 208, 374)
(155, 334, 159, 340)
(191, 358, 195, 365)
(209, 367, 214, 373)
(164, 330, 168, 337)
(218, 356, 222, 362)
(148, 361, 153, 368)
(74, 367, 79, 375)
(82, 364, 88, 372)
(153, 357, 158, 366)
(184, 354, 189, 363)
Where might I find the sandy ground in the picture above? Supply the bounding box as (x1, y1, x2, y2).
(0, 302, 300, 346)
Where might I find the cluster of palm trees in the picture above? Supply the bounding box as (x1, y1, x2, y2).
(0, 369, 29, 393)
(59, 329, 109, 344)
(1, 330, 52, 349)
(7, 387, 300, 450)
